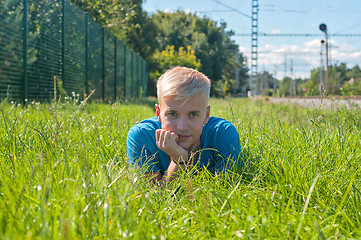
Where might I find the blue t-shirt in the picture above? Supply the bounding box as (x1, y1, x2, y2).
(126, 116, 242, 175)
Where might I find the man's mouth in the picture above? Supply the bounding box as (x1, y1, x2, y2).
(177, 134, 191, 141)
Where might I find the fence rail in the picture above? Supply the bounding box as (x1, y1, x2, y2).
(0, 0, 148, 102)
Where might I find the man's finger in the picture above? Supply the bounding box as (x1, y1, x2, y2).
(159, 130, 167, 147)
(170, 132, 178, 142)
(155, 129, 161, 141)
(156, 129, 179, 150)
(156, 129, 165, 147)
(164, 130, 173, 141)
(156, 129, 163, 146)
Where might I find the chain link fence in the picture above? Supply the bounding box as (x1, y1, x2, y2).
(0, 0, 148, 102)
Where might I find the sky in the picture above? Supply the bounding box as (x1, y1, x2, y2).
(142, 0, 361, 79)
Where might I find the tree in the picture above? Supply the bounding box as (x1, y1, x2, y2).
(304, 68, 321, 96)
(0, 0, 44, 100)
(70, 0, 157, 60)
(67, 3, 249, 97)
(148, 45, 201, 95)
(150, 10, 248, 96)
(278, 77, 287, 97)
(302, 63, 361, 96)
(341, 65, 361, 96)
(0, 0, 27, 99)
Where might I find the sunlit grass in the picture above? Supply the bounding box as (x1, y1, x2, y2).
(0, 97, 360, 239)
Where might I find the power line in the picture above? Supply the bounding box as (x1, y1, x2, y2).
(236, 33, 361, 37)
(334, 21, 361, 34)
(198, 9, 234, 13)
(261, 9, 307, 14)
(212, 0, 252, 19)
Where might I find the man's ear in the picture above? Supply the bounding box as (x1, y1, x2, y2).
(205, 106, 210, 124)
(155, 104, 161, 122)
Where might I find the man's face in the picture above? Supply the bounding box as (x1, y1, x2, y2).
(156, 93, 210, 151)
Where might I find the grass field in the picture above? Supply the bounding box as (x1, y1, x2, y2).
(1, 97, 360, 239)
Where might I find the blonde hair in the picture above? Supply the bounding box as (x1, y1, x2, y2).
(157, 66, 211, 102)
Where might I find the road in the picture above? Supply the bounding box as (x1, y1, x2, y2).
(268, 97, 361, 110)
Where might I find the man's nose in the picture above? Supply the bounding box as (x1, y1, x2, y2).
(176, 116, 189, 131)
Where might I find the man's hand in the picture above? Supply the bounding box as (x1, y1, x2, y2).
(155, 129, 190, 185)
(155, 129, 188, 163)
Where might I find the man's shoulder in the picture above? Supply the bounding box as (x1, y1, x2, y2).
(201, 116, 240, 151)
(202, 116, 238, 141)
(127, 117, 161, 137)
(206, 116, 235, 130)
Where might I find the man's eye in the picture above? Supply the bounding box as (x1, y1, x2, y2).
(190, 113, 198, 117)
(167, 112, 176, 117)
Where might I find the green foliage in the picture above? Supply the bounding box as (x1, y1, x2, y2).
(150, 11, 248, 97)
(277, 76, 306, 97)
(149, 45, 201, 88)
(327, 66, 340, 95)
(54, 75, 67, 100)
(254, 71, 278, 96)
(278, 76, 292, 96)
(260, 63, 361, 97)
(67, 3, 249, 97)
(0, 0, 39, 100)
(301, 64, 361, 97)
(70, 0, 137, 29)
(305, 69, 321, 96)
(70, 0, 158, 60)
(341, 65, 361, 96)
(0, 99, 360, 238)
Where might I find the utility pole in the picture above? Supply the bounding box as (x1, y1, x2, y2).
(265, 72, 269, 95)
(237, 32, 361, 94)
(319, 40, 324, 94)
(261, 65, 265, 94)
(284, 54, 287, 78)
(249, 0, 259, 96)
(235, 52, 240, 94)
(273, 65, 277, 95)
(337, 72, 341, 95)
(289, 59, 293, 97)
(319, 23, 329, 94)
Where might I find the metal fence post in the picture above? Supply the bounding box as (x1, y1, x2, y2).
(123, 44, 127, 97)
(130, 50, 133, 98)
(114, 37, 117, 99)
(102, 27, 105, 101)
(85, 13, 89, 96)
(62, 0, 66, 91)
(22, 0, 28, 103)
(144, 61, 148, 97)
(137, 56, 140, 97)
(142, 59, 145, 97)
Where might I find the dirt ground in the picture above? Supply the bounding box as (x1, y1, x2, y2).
(268, 97, 361, 110)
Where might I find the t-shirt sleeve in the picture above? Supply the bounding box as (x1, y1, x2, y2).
(126, 125, 160, 173)
(213, 123, 242, 173)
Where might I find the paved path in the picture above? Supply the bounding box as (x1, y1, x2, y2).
(269, 97, 361, 110)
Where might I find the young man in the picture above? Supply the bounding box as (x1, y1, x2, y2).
(127, 66, 242, 184)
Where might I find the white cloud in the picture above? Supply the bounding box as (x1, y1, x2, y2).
(303, 39, 321, 49)
(163, 9, 174, 13)
(238, 46, 247, 53)
(161, 8, 194, 15)
(184, 9, 195, 14)
(239, 38, 361, 79)
(270, 29, 282, 34)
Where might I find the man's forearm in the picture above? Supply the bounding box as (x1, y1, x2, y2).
(162, 160, 179, 182)
(161, 153, 188, 184)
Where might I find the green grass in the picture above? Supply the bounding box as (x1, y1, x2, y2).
(0, 97, 360, 239)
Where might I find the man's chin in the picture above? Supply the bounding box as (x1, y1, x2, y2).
(178, 142, 191, 151)
(178, 142, 200, 153)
